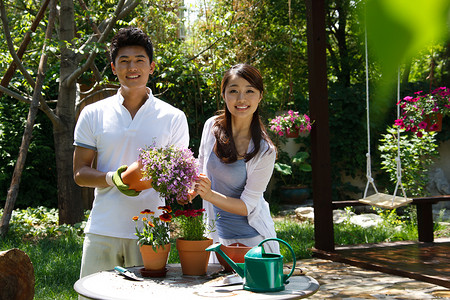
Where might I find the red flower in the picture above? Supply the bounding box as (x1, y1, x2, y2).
(159, 212, 172, 222)
(140, 209, 154, 215)
(158, 205, 172, 213)
(132, 216, 139, 221)
(428, 123, 439, 131)
(148, 221, 155, 227)
(418, 121, 428, 129)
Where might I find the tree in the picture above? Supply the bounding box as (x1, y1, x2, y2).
(0, 0, 140, 235)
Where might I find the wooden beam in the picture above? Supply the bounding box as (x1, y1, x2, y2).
(305, 0, 334, 251)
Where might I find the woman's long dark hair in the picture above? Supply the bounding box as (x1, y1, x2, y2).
(213, 64, 274, 163)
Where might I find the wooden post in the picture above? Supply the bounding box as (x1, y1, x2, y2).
(305, 0, 334, 251)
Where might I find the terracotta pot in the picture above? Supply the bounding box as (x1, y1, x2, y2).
(424, 113, 443, 132)
(176, 238, 213, 276)
(285, 128, 299, 138)
(121, 160, 152, 191)
(216, 243, 252, 272)
(140, 244, 171, 271)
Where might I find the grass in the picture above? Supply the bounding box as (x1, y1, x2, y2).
(1, 206, 449, 299)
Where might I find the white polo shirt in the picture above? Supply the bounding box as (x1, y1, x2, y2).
(74, 89, 189, 239)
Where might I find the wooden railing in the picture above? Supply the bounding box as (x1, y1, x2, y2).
(332, 195, 450, 243)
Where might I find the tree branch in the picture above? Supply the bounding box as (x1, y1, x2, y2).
(0, 85, 32, 104)
(184, 8, 236, 64)
(64, 0, 139, 87)
(0, 0, 50, 94)
(0, 0, 61, 127)
(0, 0, 35, 87)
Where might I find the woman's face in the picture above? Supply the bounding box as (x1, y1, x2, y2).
(223, 75, 262, 121)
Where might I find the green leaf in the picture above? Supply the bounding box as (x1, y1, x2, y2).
(274, 163, 292, 175)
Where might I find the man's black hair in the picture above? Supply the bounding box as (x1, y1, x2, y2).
(110, 27, 153, 64)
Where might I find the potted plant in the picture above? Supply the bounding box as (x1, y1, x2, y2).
(394, 86, 449, 137)
(274, 149, 312, 204)
(174, 208, 215, 276)
(132, 205, 173, 277)
(268, 110, 314, 138)
(122, 144, 199, 203)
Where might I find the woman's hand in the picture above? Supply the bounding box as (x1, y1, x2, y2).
(195, 174, 214, 202)
(177, 189, 198, 205)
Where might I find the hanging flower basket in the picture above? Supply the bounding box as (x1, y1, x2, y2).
(268, 110, 313, 138)
(394, 86, 449, 137)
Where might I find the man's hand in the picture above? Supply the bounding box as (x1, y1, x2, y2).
(112, 165, 141, 197)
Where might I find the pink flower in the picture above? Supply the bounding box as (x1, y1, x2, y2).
(394, 119, 404, 128)
(418, 121, 428, 129)
(403, 96, 413, 102)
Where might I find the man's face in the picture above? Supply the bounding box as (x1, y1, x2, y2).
(111, 45, 155, 90)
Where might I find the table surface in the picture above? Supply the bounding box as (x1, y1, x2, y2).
(74, 264, 319, 300)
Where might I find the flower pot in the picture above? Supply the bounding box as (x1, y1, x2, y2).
(139, 244, 171, 272)
(279, 186, 310, 205)
(285, 128, 299, 138)
(176, 238, 213, 276)
(424, 113, 443, 132)
(121, 160, 152, 191)
(216, 243, 251, 272)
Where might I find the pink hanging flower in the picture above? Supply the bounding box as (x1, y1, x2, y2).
(268, 111, 314, 136)
(394, 87, 449, 138)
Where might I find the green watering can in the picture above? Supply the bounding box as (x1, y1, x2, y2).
(206, 238, 296, 293)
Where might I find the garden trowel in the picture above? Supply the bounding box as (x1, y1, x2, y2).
(114, 266, 143, 281)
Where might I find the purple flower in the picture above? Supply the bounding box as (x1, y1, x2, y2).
(139, 144, 199, 203)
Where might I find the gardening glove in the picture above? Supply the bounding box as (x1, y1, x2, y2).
(112, 165, 141, 197)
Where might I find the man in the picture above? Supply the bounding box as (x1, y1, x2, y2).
(73, 27, 189, 279)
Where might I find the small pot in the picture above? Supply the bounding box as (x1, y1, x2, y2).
(140, 244, 171, 271)
(285, 128, 299, 138)
(176, 238, 213, 276)
(121, 160, 152, 191)
(216, 243, 252, 272)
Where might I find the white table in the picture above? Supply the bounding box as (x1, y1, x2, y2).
(74, 263, 319, 300)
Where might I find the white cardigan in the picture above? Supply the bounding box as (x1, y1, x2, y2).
(199, 116, 280, 254)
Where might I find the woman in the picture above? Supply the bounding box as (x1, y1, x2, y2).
(194, 63, 279, 254)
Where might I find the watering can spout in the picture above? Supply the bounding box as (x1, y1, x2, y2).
(206, 244, 245, 278)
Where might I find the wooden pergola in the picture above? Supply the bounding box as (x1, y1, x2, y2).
(305, 1, 450, 288)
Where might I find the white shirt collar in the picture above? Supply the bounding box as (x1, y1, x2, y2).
(116, 87, 153, 106)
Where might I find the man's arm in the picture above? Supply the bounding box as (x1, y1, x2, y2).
(73, 146, 109, 188)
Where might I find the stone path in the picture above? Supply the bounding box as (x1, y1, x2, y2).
(296, 258, 450, 299)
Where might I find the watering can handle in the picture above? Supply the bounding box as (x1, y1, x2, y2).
(258, 238, 297, 282)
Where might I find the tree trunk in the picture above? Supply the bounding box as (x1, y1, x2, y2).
(0, 248, 35, 300)
(55, 0, 83, 225)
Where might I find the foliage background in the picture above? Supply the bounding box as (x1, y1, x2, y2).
(0, 0, 448, 209)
